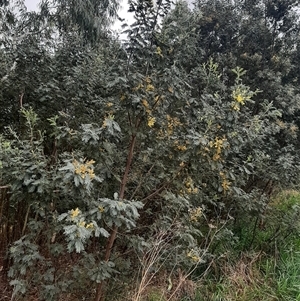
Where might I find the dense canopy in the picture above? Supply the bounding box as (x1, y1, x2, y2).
(0, 1, 300, 300)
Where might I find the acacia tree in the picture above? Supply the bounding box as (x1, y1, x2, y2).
(1, 0, 300, 300)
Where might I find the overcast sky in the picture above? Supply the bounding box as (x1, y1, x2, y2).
(24, 0, 39, 11)
(24, 0, 193, 32)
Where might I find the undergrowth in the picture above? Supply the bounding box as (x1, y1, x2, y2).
(136, 190, 300, 301)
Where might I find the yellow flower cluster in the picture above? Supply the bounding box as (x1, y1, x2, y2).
(174, 140, 187, 151)
(78, 220, 86, 227)
(232, 86, 252, 111)
(177, 145, 187, 151)
(86, 222, 94, 229)
(232, 87, 246, 104)
(132, 83, 144, 91)
(189, 207, 202, 222)
(146, 84, 155, 92)
(209, 137, 227, 161)
(187, 250, 200, 263)
(147, 116, 156, 127)
(132, 77, 155, 93)
(78, 220, 94, 230)
(98, 206, 104, 213)
(167, 115, 181, 135)
(70, 207, 80, 219)
(220, 171, 231, 191)
(155, 46, 163, 57)
(136, 77, 157, 128)
(142, 98, 149, 108)
(183, 177, 199, 195)
(234, 93, 245, 104)
(70, 208, 94, 229)
(141, 98, 152, 116)
(73, 159, 96, 179)
(102, 114, 115, 128)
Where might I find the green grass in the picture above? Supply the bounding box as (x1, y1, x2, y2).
(191, 251, 299, 300)
(275, 249, 300, 301)
(185, 191, 300, 301)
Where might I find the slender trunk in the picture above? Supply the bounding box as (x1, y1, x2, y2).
(94, 134, 137, 301)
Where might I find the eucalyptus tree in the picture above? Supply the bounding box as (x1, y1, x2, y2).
(0, 0, 120, 133)
(39, 0, 120, 44)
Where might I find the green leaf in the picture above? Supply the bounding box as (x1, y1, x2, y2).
(74, 239, 84, 253)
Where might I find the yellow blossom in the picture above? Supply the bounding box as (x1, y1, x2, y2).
(214, 137, 224, 149)
(147, 116, 156, 127)
(232, 86, 252, 105)
(133, 83, 144, 91)
(210, 137, 227, 161)
(120, 94, 126, 101)
(235, 94, 245, 104)
(190, 207, 203, 222)
(86, 223, 94, 229)
(146, 84, 155, 92)
(78, 221, 86, 227)
(183, 177, 199, 195)
(86, 159, 95, 166)
(155, 46, 163, 57)
(98, 206, 104, 213)
(80, 165, 87, 173)
(213, 153, 221, 161)
(70, 208, 80, 219)
(73, 159, 96, 180)
(222, 179, 231, 191)
(106, 102, 113, 107)
(185, 178, 192, 188)
(142, 99, 149, 108)
(167, 115, 181, 135)
(187, 250, 200, 263)
(88, 169, 95, 179)
(177, 145, 187, 151)
(220, 171, 231, 191)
